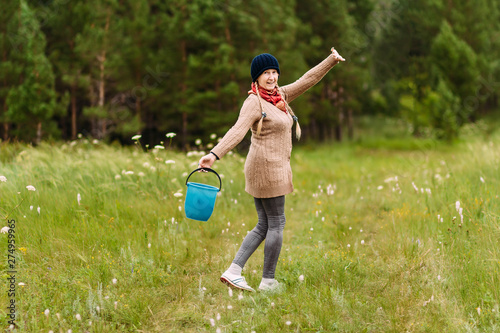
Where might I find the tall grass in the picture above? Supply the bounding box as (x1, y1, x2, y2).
(1, 128, 499, 332)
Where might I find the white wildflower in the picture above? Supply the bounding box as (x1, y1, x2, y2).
(377, 185, 383, 190)
(114, 301, 118, 309)
(299, 275, 304, 282)
(216, 328, 221, 333)
(0, 227, 9, 234)
(456, 201, 460, 211)
(238, 293, 243, 300)
(209, 318, 215, 327)
(112, 278, 117, 284)
(18, 282, 25, 286)
(44, 309, 50, 317)
(148, 243, 151, 248)
(216, 313, 221, 320)
(132, 135, 142, 140)
(310, 228, 313, 231)
(165, 160, 175, 164)
(210, 133, 217, 140)
(154, 145, 164, 149)
(166, 132, 176, 138)
(361, 240, 365, 245)
(124, 171, 134, 175)
(411, 182, 418, 192)
(173, 192, 183, 198)
(477, 307, 481, 315)
(271, 302, 275, 307)
(0, 175, 6, 182)
(37, 207, 40, 214)
(75, 314, 81, 321)
(67, 330, 72, 333)
(286, 321, 292, 326)
(228, 288, 233, 297)
(26, 185, 36, 191)
(30, 205, 33, 210)
(347, 244, 351, 248)
(77, 193, 81, 205)
(480, 177, 485, 183)
(195, 138, 202, 145)
(227, 305, 233, 310)
(115, 174, 121, 180)
(96, 306, 100, 313)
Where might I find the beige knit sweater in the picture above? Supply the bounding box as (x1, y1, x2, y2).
(211, 54, 338, 198)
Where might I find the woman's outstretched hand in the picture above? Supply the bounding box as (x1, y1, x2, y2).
(198, 153, 216, 170)
(331, 47, 345, 62)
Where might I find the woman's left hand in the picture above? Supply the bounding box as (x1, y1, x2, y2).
(331, 47, 345, 62)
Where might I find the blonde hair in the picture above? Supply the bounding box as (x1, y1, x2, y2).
(253, 82, 301, 140)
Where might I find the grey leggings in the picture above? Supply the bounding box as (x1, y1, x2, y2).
(233, 195, 286, 278)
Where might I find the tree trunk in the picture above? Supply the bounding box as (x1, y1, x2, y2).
(3, 123, 8, 141)
(97, 12, 110, 139)
(180, 38, 188, 149)
(71, 82, 77, 140)
(36, 121, 42, 144)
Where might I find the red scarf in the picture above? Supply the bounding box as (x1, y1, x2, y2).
(249, 83, 287, 113)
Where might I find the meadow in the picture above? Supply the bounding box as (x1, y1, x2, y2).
(1, 121, 499, 332)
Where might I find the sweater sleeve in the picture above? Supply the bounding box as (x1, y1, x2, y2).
(280, 54, 338, 103)
(211, 96, 261, 159)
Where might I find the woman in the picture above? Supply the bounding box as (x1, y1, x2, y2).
(198, 48, 345, 292)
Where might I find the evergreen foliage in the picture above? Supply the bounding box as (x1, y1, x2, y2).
(0, 0, 498, 144)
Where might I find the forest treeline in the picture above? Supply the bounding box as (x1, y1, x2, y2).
(1, 0, 499, 147)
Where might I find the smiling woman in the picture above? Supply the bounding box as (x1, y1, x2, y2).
(198, 48, 345, 293)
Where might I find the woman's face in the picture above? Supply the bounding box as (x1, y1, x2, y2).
(257, 69, 279, 91)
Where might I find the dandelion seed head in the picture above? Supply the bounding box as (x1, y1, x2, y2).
(75, 314, 81, 321)
(0, 226, 9, 234)
(112, 278, 117, 284)
(44, 309, 50, 317)
(299, 275, 304, 282)
(26, 185, 36, 191)
(310, 228, 313, 231)
(286, 321, 292, 326)
(361, 240, 365, 245)
(0, 175, 7, 182)
(347, 244, 351, 248)
(131, 135, 142, 140)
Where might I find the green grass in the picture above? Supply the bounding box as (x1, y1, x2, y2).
(1, 129, 499, 332)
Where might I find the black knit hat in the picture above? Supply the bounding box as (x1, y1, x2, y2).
(251, 53, 280, 82)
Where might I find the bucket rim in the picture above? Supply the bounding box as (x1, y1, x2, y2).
(185, 168, 222, 191)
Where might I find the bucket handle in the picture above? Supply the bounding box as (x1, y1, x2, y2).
(185, 168, 222, 192)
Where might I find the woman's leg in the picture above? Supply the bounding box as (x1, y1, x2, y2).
(232, 197, 268, 268)
(260, 195, 286, 279)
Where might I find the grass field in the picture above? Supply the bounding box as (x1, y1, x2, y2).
(1, 124, 499, 332)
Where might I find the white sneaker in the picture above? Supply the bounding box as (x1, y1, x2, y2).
(220, 271, 255, 292)
(258, 279, 282, 292)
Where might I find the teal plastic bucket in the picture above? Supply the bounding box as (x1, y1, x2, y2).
(184, 168, 222, 221)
